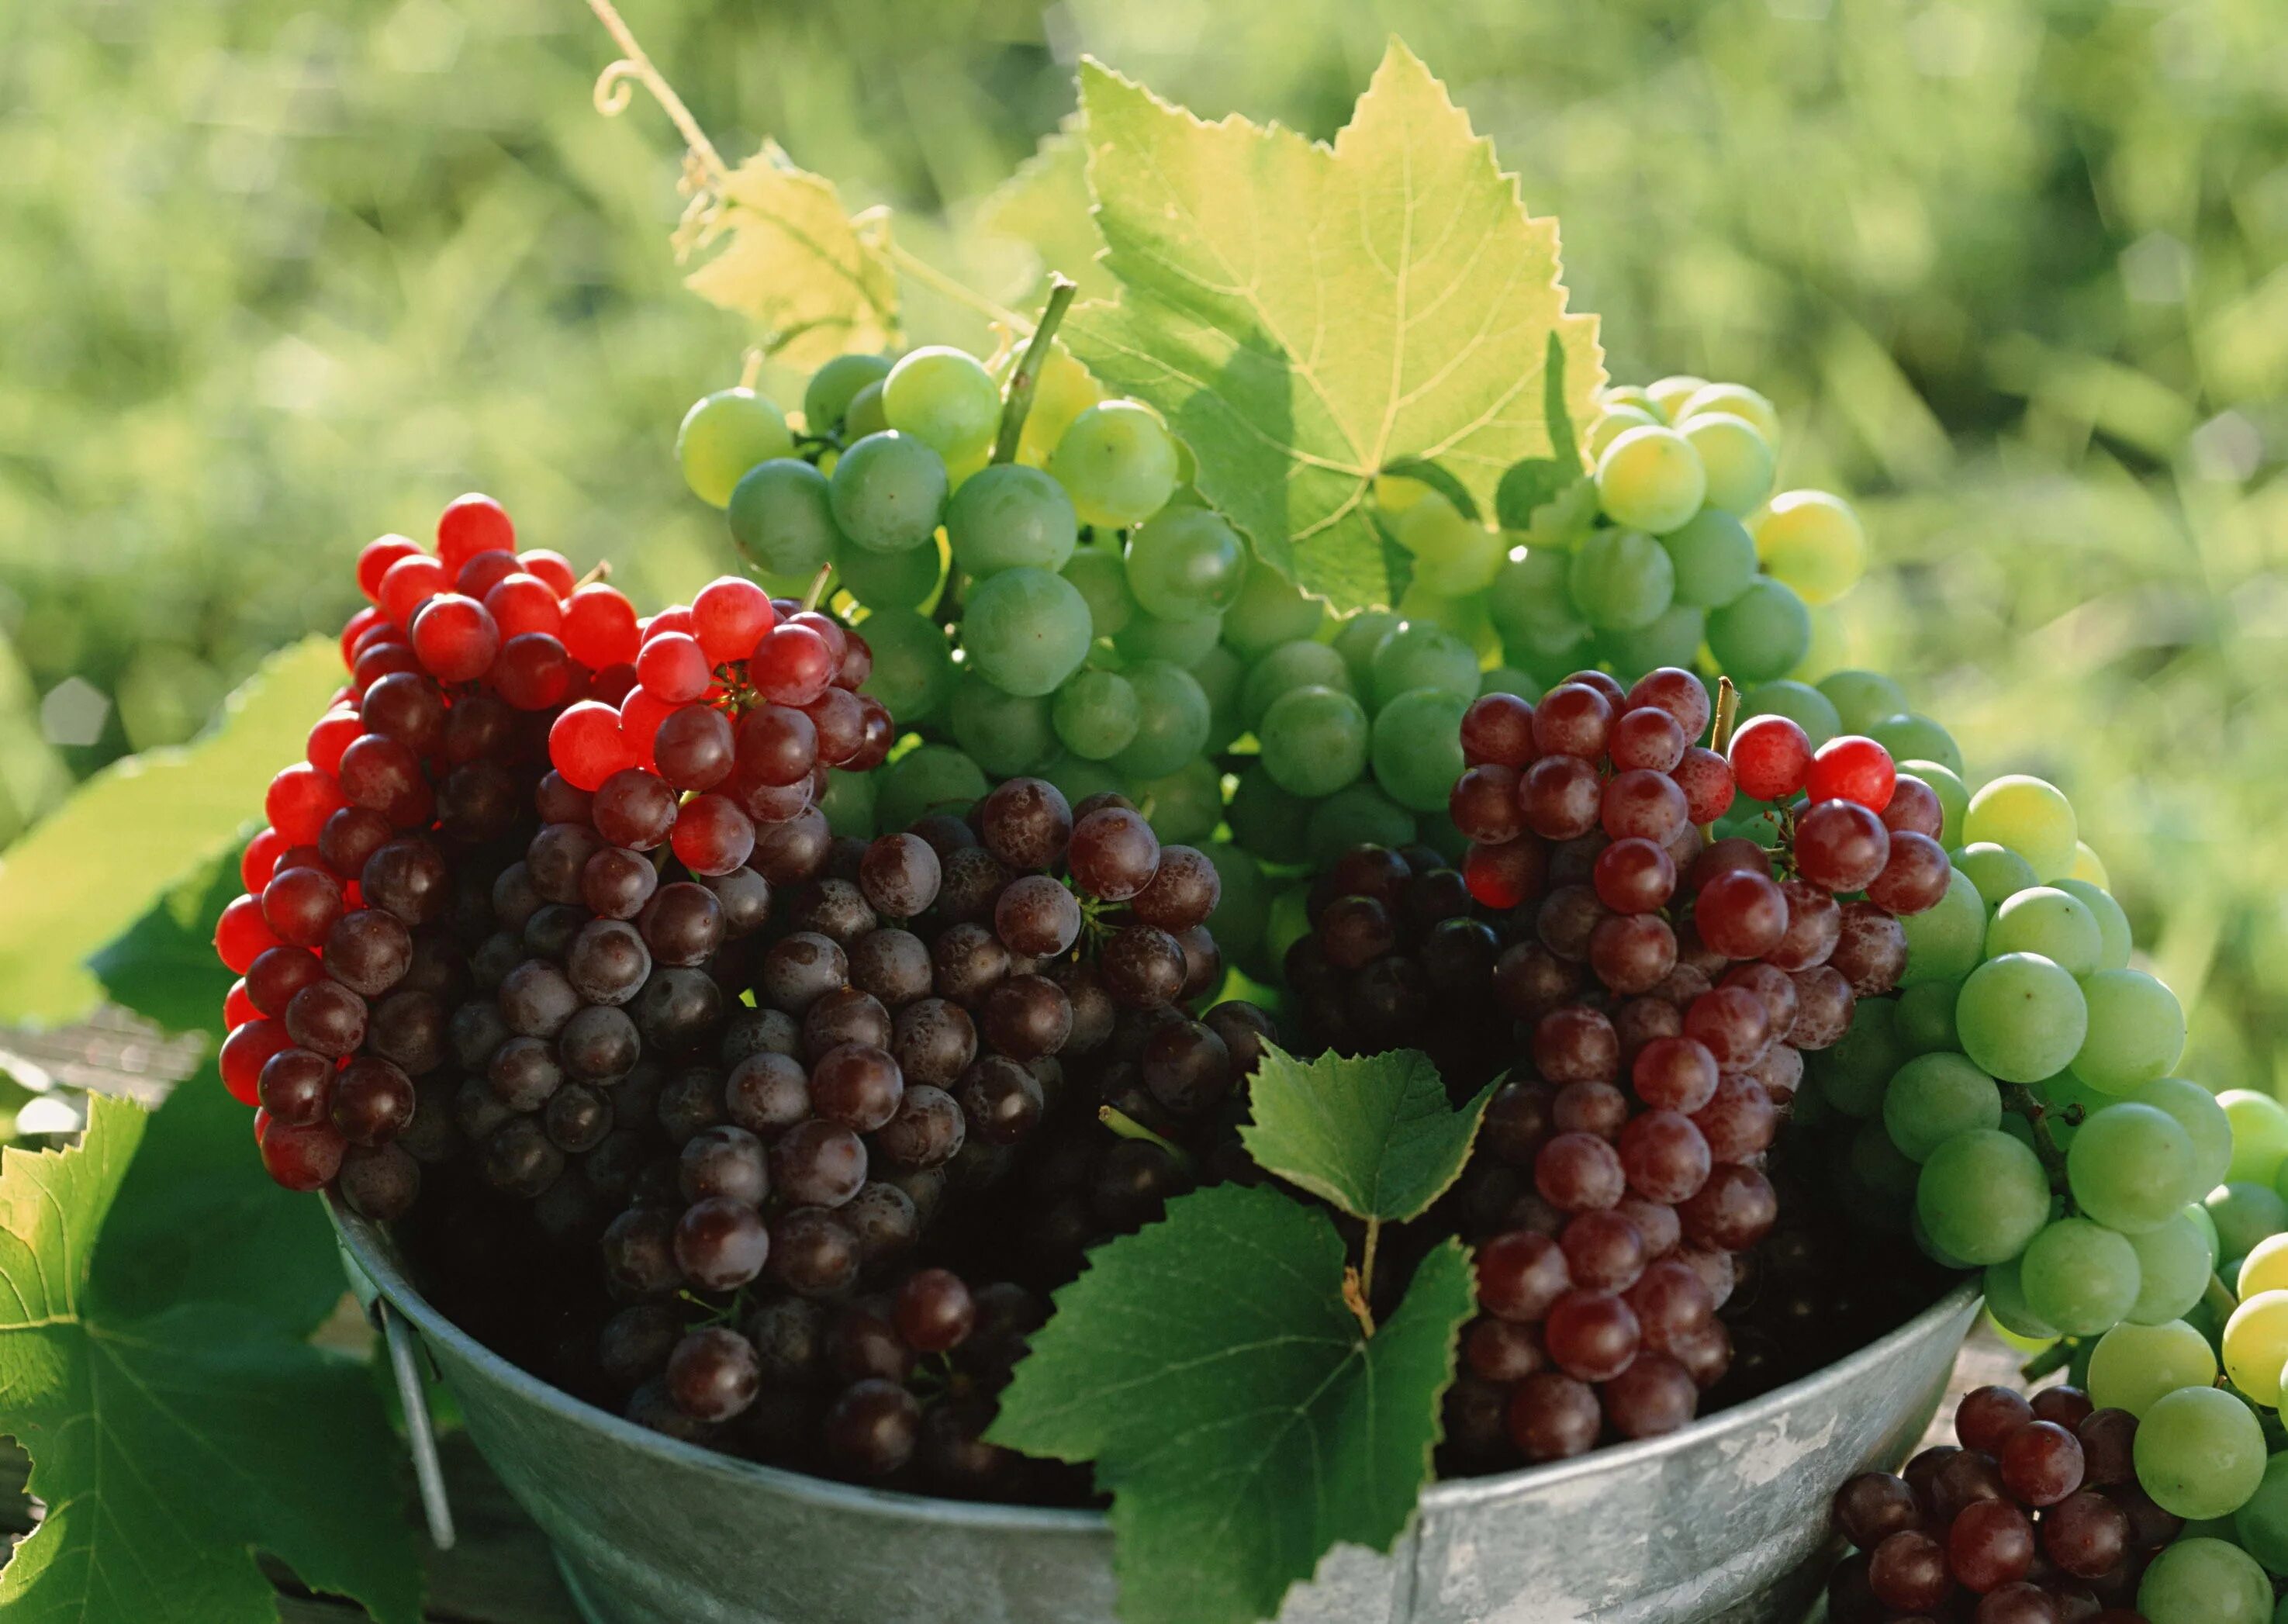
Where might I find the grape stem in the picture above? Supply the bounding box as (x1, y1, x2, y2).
(800, 563, 834, 614)
(2019, 1340, 2074, 1384)
(1355, 1217, 1382, 1337)
(1341, 1263, 1377, 1340)
(1097, 1104, 1194, 1172)
(575, 559, 614, 589)
(1710, 676, 1740, 756)
(991, 275, 1080, 465)
(584, 0, 730, 186)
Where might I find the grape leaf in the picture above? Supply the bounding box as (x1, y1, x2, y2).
(989, 1184, 1473, 1624)
(685, 143, 900, 371)
(1067, 43, 1605, 610)
(1241, 1045, 1497, 1225)
(977, 119, 1117, 304)
(0, 1094, 420, 1624)
(0, 636, 342, 1028)
(86, 848, 240, 1042)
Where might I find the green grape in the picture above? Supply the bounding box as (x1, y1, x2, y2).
(1485, 548, 1578, 639)
(677, 387, 795, 508)
(1264, 882, 1313, 969)
(845, 379, 890, 438)
(817, 765, 877, 840)
(829, 430, 949, 554)
(1595, 426, 1706, 534)
(875, 744, 989, 832)
(1047, 401, 1179, 528)
(1958, 952, 2089, 1083)
(2020, 1216, 2142, 1335)
(1914, 1128, 2052, 1266)
(726, 459, 840, 578)
(1038, 751, 1125, 810)
(1704, 576, 1811, 684)
(883, 346, 1001, 465)
(1739, 680, 1842, 748)
(803, 353, 893, 437)
(1479, 665, 1541, 702)
(833, 532, 942, 611)
(944, 464, 1079, 579)
(1751, 490, 1865, 605)
(2134, 1077, 2234, 1193)
(1954, 843, 2040, 908)
(1985, 886, 2103, 976)
(857, 608, 953, 720)
(1507, 623, 1600, 689)
(1847, 1117, 1919, 1228)
(1896, 978, 1962, 1054)
(1331, 610, 1402, 690)
(1203, 841, 1270, 963)
(2193, 1201, 2224, 1262)
(2055, 878, 2132, 971)
(1676, 382, 1782, 446)
(1567, 528, 1676, 631)
(1052, 668, 1140, 760)
(1192, 643, 1246, 753)
(2073, 841, 2113, 887)
(1644, 375, 1709, 419)
(1882, 1051, 2001, 1162)
(1901, 760, 1970, 845)
(1125, 506, 1247, 620)
(2075, 969, 2186, 1094)
(961, 567, 1094, 697)
(1595, 604, 1705, 679)
(1870, 713, 1964, 776)
(1657, 507, 1758, 610)
(1680, 413, 1775, 515)
(1115, 610, 1223, 665)
(1410, 523, 1505, 597)
(1370, 621, 1481, 710)
(947, 673, 1057, 777)
(1108, 660, 1211, 779)
(2210, 1183, 2288, 1264)
(1222, 565, 1327, 659)
(2242, 1234, 2288, 1299)
(2235, 1453, 2288, 1578)
(2228, 1091, 2288, 1186)
(1304, 783, 1415, 869)
(1059, 545, 1139, 639)
(2069, 1102, 2200, 1232)
(1229, 764, 1318, 866)
(1899, 867, 1985, 986)
(1585, 405, 1661, 459)
(1811, 998, 1905, 1118)
(1965, 773, 2079, 882)
(1241, 640, 1353, 731)
(1371, 688, 1471, 812)
(1983, 1256, 2059, 1339)
(2127, 1211, 2218, 1324)
(2089, 1318, 2221, 1415)
(1259, 686, 1369, 798)
(1600, 383, 1660, 418)
(2228, 1291, 2288, 1407)
(1125, 755, 1222, 845)
(1817, 669, 1911, 735)
(2140, 1536, 2272, 1624)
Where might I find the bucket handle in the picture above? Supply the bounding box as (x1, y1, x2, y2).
(340, 1237, 457, 1550)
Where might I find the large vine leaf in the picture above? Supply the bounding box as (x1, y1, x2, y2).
(86, 848, 240, 1043)
(989, 1185, 1473, 1624)
(1241, 1045, 1496, 1225)
(0, 1094, 420, 1623)
(685, 143, 900, 370)
(1067, 43, 1605, 610)
(976, 118, 1117, 304)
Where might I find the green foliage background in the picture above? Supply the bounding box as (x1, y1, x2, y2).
(1, 0, 2282, 1086)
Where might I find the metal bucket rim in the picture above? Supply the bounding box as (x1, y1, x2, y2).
(334, 1197, 1979, 1531)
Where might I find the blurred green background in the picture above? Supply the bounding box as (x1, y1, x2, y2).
(1, 0, 2281, 1086)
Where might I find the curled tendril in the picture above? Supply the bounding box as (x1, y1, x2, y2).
(593, 59, 641, 117)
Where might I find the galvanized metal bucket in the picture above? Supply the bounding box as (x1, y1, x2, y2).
(333, 1201, 1979, 1624)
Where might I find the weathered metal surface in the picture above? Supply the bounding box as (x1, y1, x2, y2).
(334, 1200, 1979, 1624)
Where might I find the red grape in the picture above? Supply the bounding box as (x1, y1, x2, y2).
(1727, 714, 1812, 802)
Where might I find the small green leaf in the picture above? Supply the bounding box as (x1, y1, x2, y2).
(1242, 1045, 1497, 1225)
(1067, 43, 1605, 610)
(0, 636, 343, 1028)
(88, 846, 241, 1040)
(990, 1184, 1473, 1624)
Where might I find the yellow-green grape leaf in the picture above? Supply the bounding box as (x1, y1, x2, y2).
(1068, 45, 1605, 610)
(988, 1183, 1473, 1624)
(977, 117, 1117, 304)
(0, 635, 342, 1028)
(0, 1095, 420, 1623)
(685, 143, 900, 369)
(1241, 1043, 1496, 1223)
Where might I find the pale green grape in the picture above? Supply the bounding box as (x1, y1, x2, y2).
(1954, 843, 2040, 908)
(817, 764, 877, 840)
(1965, 773, 2079, 881)
(1882, 1051, 2000, 1162)
(1895, 978, 1962, 1054)
(1899, 868, 1986, 986)
(2243, 1234, 2288, 1298)
(1958, 952, 2089, 1083)
(1052, 669, 1139, 760)
(2193, 1201, 2224, 1263)
(1370, 622, 1481, 709)
(1740, 680, 1841, 748)
(1901, 760, 1969, 845)
(883, 346, 1001, 465)
(2233, 1453, 2288, 1578)
(1409, 520, 1505, 597)
(1485, 548, 1580, 641)
(727, 459, 840, 578)
(1681, 413, 1775, 515)
(1305, 782, 1416, 867)
(1600, 384, 1659, 416)
(1595, 426, 1706, 534)
(1222, 566, 1327, 659)
(1811, 998, 1905, 1118)
(2075, 969, 2186, 1094)
(2056, 878, 2133, 971)
(803, 353, 893, 437)
(1657, 508, 1758, 609)
(1818, 669, 1911, 735)
(677, 387, 794, 507)
(1203, 841, 1270, 963)
(1330, 610, 1402, 692)
(2134, 1077, 2234, 1192)
(1259, 686, 1369, 798)
(2020, 1216, 2143, 1334)
(1871, 712, 1965, 775)
(2126, 1212, 2215, 1324)
(1125, 755, 1221, 845)
(1125, 506, 1246, 620)
(947, 673, 1056, 777)
(961, 567, 1094, 696)
(1983, 1256, 2059, 1339)
(1751, 490, 1865, 605)
(1241, 640, 1353, 731)
(2073, 841, 2113, 887)
(1061, 545, 1138, 638)
(1108, 661, 1210, 779)
(1676, 382, 1782, 445)
(1986, 886, 2103, 976)
(1115, 610, 1223, 665)
(2210, 1183, 2288, 1264)
(1705, 576, 1811, 684)
(2227, 1090, 2288, 1186)
(1228, 764, 1317, 866)
(1595, 605, 1705, 679)
(1371, 688, 1471, 812)
(2228, 1291, 2288, 1407)
(834, 533, 942, 611)
(829, 430, 949, 553)
(2069, 1102, 2201, 1232)
(2139, 1536, 2272, 1624)
(1567, 528, 1676, 631)
(1193, 643, 1246, 754)
(1047, 401, 1179, 528)
(2089, 1318, 2220, 1415)
(944, 464, 1079, 578)
(1585, 405, 1660, 458)
(874, 744, 989, 831)
(857, 608, 953, 720)
(844, 379, 890, 438)
(1914, 1128, 2052, 1265)
(1480, 665, 1541, 701)
(1643, 375, 1708, 418)
(1038, 751, 1124, 810)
